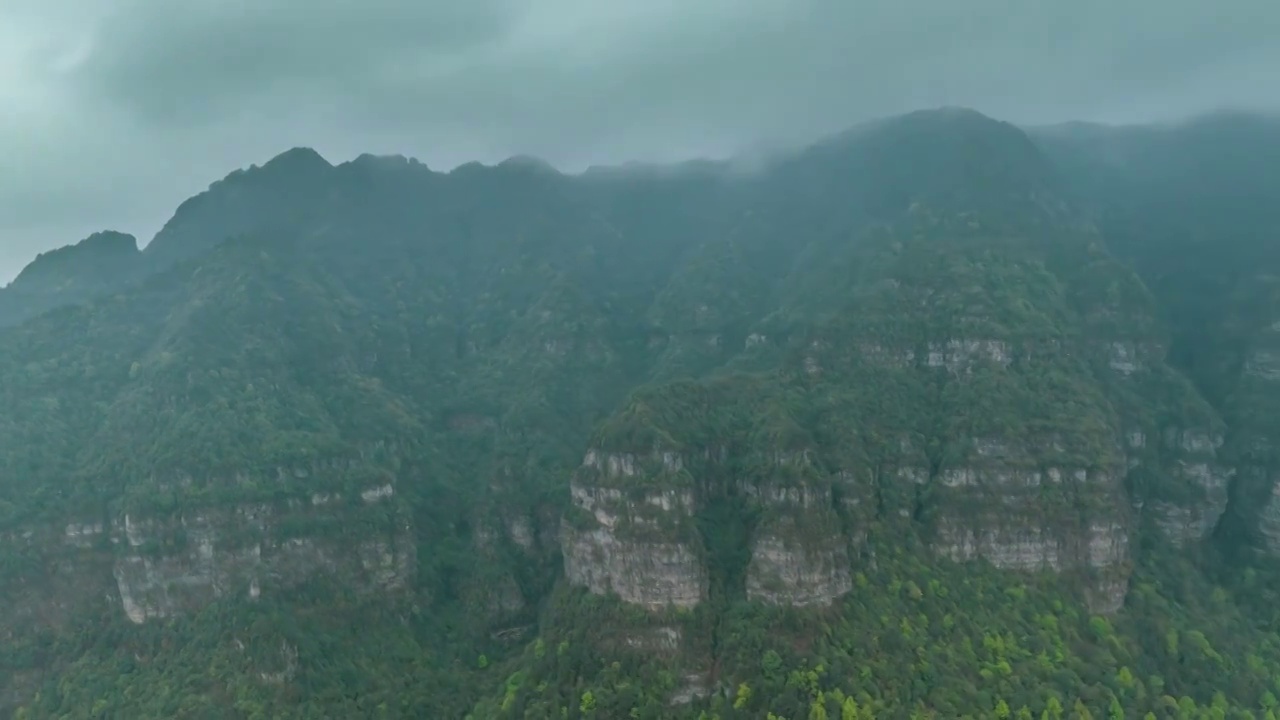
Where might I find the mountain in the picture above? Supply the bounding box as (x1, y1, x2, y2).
(0, 231, 143, 326)
(3, 108, 1280, 719)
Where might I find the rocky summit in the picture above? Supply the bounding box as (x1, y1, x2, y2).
(4, 108, 1280, 718)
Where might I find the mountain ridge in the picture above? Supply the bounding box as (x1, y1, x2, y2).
(0, 105, 1064, 327)
(4, 106, 1280, 718)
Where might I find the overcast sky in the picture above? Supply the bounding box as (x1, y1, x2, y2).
(2, 0, 1278, 282)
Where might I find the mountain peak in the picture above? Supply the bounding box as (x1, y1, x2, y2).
(784, 105, 1064, 223)
(142, 147, 338, 271)
(0, 230, 143, 325)
(261, 146, 332, 173)
(498, 154, 560, 175)
(907, 105, 992, 122)
(860, 106, 1028, 146)
(12, 230, 140, 286)
(77, 229, 139, 254)
(347, 153, 423, 170)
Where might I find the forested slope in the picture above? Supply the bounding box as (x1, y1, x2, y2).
(2, 108, 1280, 719)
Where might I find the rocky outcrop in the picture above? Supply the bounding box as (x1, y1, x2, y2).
(745, 528, 851, 607)
(561, 429, 1134, 614)
(2, 479, 414, 628)
(562, 442, 863, 610)
(110, 491, 414, 624)
(1218, 319, 1280, 557)
(561, 450, 708, 610)
(928, 436, 1133, 613)
(461, 508, 565, 624)
(563, 331, 1148, 616)
(1257, 481, 1280, 556)
(742, 455, 853, 607)
(1243, 321, 1280, 382)
(924, 338, 1013, 374)
(1143, 429, 1233, 545)
(1075, 261, 1234, 548)
(1128, 429, 1230, 550)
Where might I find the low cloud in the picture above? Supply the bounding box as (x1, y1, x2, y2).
(2, 0, 1277, 280)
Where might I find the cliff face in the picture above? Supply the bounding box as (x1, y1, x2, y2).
(1219, 313, 1280, 557)
(2, 471, 413, 631)
(928, 438, 1131, 613)
(562, 450, 708, 610)
(0, 473, 421, 712)
(742, 454, 852, 607)
(562, 441, 858, 611)
(111, 491, 414, 624)
(1249, 330, 1280, 548)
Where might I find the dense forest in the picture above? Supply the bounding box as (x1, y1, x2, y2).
(2, 108, 1280, 718)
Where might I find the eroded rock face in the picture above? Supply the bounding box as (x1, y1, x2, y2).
(924, 338, 1013, 374)
(1084, 291, 1233, 548)
(1247, 353, 1280, 381)
(562, 445, 862, 610)
(923, 433, 1134, 613)
(742, 468, 853, 607)
(562, 515, 707, 610)
(0, 477, 415, 713)
(1129, 428, 1233, 546)
(111, 487, 414, 624)
(623, 625, 683, 655)
(1105, 341, 1149, 376)
(562, 427, 1135, 614)
(1257, 481, 1280, 555)
(938, 518, 1130, 612)
(462, 509, 563, 624)
(745, 530, 851, 607)
(1147, 469, 1232, 546)
(3, 479, 414, 628)
(561, 451, 708, 609)
(1226, 319, 1280, 557)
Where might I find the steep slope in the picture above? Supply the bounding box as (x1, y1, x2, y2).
(563, 108, 1226, 615)
(1031, 114, 1280, 563)
(1, 108, 1279, 719)
(0, 152, 727, 717)
(537, 116, 1245, 718)
(0, 150, 341, 330)
(142, 147, 341, 273)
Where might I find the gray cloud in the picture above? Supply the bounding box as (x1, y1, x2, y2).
(73, 1, 523, 123)
(2, 0, 1278, 281)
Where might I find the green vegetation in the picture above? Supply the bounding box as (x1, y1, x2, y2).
(2, 108, 1280, 718)
(473, 549, 1280, 719)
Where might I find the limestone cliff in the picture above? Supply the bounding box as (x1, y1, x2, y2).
(1218, 313, 1280, 556)
(742, 471, 852, 607)
(2, 472, 413, 634)
(925, 435, 1130, 613)
(562, 449, 708, 610)
(110, 491, 414, 624)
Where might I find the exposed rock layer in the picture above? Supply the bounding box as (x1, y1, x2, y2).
(3, 479, 413, 629)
